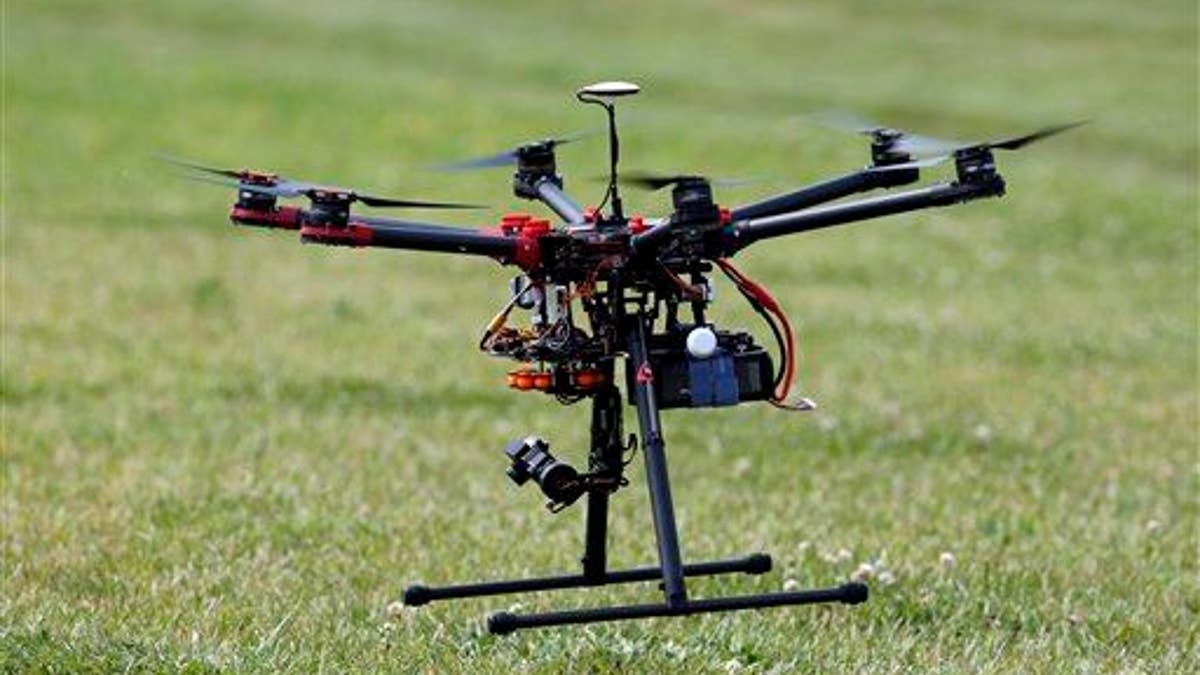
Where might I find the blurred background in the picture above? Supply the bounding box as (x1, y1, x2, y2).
(5, 0, 1196, 671)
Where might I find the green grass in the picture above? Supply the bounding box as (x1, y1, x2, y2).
(3, 0, 1197, 671)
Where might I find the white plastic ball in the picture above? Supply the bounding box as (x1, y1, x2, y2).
(686, 327, 718, 359)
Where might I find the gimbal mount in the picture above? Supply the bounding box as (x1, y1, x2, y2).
(174, 82, 1079, 634)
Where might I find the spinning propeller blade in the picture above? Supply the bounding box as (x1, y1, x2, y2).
(983, 121, 1090, 151)
(808, 111, 963, 157)
(156, 154, 261, 180)
(164, 155, 485, 209)
(810, 111, 1088, 166)
(616, 171, 762, 191)
(182, 173, 273, 193)
(433, 129, 600, 171)
(435, 149, 522, 171)
(865, 155, 953, 173)
(352, 194, 482, 209)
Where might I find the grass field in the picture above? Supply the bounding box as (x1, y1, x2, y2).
(4, 0, 1197, 671)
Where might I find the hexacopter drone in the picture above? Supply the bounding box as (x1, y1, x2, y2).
(171, 82, 1081, 634)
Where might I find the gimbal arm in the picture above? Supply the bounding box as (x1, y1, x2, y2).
(729, 166, 919, 221)
(728, 177, 1005, 252)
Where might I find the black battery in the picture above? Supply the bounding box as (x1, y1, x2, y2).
(626, 330, 774, 409)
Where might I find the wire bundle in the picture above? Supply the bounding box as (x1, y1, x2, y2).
(715, 259, 804, 409)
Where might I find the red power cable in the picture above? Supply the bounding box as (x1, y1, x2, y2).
(715, 259, 801, 407)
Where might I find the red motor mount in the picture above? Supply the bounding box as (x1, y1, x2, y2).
(298, 223, 373, 247)
(229, 204, 303, 230)
(494, 212, 552, 271)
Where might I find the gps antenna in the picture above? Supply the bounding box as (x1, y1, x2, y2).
(577, 81, 640, 221)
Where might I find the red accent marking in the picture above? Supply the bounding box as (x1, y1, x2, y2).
(512, 237, 541, 271)
(229, 205, 303, 230)
(238, 170, 278, 184)
(636, 363, 654, 384)
(719, 208, 732, 225)
(495, 213, 551, 270)
(500, 212, 533, 235)
(716, 258, 798, 403)
(229, 206, 261, 225)
(628, 215, 647, 234)
(275, 205, 302, 228)
(522, 218, 552, 237)
(583, 206, 599, 223)
(299, 223, 373, 247)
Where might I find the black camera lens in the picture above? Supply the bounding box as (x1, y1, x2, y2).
(503, 437, 579, 504)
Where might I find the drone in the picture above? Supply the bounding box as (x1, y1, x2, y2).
(171, 82, 1082, 634)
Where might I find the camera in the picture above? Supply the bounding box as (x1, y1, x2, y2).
(503, 436, 580, 504)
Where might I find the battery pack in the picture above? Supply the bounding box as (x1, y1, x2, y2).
(626, 330, 774, 409)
